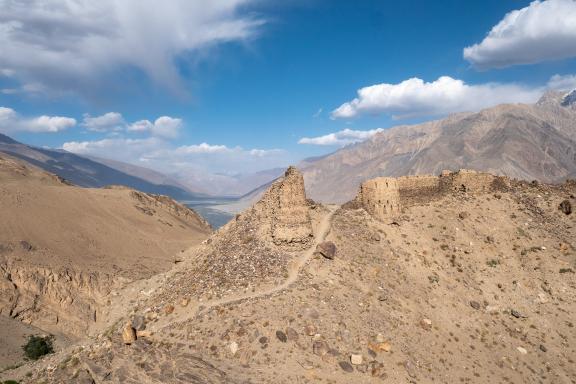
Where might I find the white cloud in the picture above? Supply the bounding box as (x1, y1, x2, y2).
(62, 137, 287, 174)
(127, 116, 182, 139)
(127, 120, 154, 133)
(331, 76, 542, 119)
(0, 68, 15, 77)
(463, 0, 576, 69)
(0, 106, 76, 133)
(62, 137, 164, 159)
(176, 143, 231, 154)
(547, 74, 576, 91)
(82, 112, 125, 132)
(0, 0, 263, 95)
(299, 128, 384, 146)
(151, 116, 182, 139)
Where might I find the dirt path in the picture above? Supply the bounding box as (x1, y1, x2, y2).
(153, 205, 337, 330)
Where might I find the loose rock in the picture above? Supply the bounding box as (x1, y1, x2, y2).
(470, 300, 481, 310)
(286, 327, 298, 341)
(313, 340, 329, 356)
(559, 200, 572, 215)
(229, 341, 239, 355)
(314, 241, 336, 260)
(350, 354, 363, 365)
(164, 304, 175, 315)
(420, 318, 432, 330)
(131, 315, 146, 331)
(276, 330, 287, 343)
(122, 322, 137, 345)
(305, 324, 316, 336)
(511, 309, 524, 318)
(338, 361, 354, 373)
(517, 346, 528, 354)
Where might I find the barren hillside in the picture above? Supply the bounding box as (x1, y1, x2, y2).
(0, 154, 212, 369)
(3, 167, 574, 384)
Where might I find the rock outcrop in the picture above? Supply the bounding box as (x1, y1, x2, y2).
(356, 169, 510, 221)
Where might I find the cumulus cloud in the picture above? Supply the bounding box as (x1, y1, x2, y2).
(82, 112, 125, 132)
(299, 128, 384, 146)
(62, 137, 286, 174)
(463, 0, 576, 69)
(127, 116, 182, 139)
(176, 143, 231, 154)
(0, 0, 263, 95)
(331, 76, 542, 119)
(547, 74, 576, 91)
(0, 107, 76, 133)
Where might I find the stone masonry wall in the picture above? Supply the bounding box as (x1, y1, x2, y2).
(357, 170, 510, 221)
(246, 166, 314, 248)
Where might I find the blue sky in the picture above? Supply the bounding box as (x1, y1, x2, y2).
(1, 0, 576, 177)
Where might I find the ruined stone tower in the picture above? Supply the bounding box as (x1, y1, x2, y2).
(247, 166, 314, 248)
(357, 177, 402, 221)
(355, 170, 510, 221)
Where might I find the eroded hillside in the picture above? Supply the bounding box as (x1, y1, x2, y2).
(4, 167, 574, 384)
(0, 154, 212, 364)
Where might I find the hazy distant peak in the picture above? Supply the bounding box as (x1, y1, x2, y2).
(561, 89, 576, 107)
(536, 90, 565, 106)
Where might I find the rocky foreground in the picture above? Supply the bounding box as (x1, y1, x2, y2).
(1, 167, 575, 384)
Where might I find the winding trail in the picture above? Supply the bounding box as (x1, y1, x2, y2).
(155, 205, 337, 329)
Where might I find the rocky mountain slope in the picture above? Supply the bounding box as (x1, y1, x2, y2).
(0, 154, 212, 365)
(3, 167, 574, 384)
(300, 90, 576, 203)
(0, 133, 204, 200)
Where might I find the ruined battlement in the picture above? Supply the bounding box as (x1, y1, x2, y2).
(248, 166, 314, 248)
(356, 169, 510, 221)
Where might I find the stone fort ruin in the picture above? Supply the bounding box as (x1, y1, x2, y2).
(355, 169, 510, 221)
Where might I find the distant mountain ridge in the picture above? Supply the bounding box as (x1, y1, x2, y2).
(300, 90, 576, 203)
(0, 133, 204, 200)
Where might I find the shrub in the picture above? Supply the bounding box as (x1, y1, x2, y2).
(22, 335, 54, 360)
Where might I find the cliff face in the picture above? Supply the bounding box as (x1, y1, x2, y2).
(356, 169, 510, 221)
(0, 262, 114, 337)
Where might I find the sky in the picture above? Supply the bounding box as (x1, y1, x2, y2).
(1, 0, 576, 177)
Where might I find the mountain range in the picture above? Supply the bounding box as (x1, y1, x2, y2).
(299, 90, 576, 202)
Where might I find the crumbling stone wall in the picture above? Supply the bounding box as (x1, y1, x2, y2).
(357, 169, 510, 221)
(357, 178, 402, 219)
(248, 166, 314, 248)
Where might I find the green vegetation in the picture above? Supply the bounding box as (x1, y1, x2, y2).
(22, 335, 54, 360)
(487, 259, 500, 267)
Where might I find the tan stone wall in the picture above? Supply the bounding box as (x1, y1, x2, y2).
(249, 166, 313, 248)
(358, 178, 401, 220)
(357, 170, 510, 221)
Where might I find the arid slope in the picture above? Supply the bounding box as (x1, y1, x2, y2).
(5, 168, 574, 384)
(0, 154, 212, 362)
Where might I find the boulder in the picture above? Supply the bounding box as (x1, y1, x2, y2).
(559, 200, 572, 215)
(314, 241, 336, 260)
(122, 322, 137, 345)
